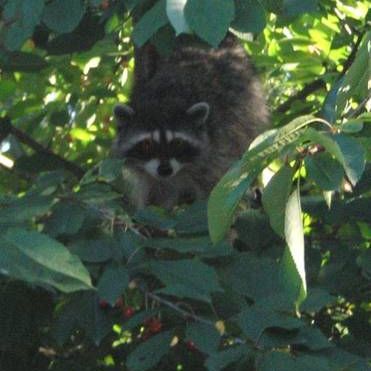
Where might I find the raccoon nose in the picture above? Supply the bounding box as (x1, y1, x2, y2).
(157, 163, 173, 177)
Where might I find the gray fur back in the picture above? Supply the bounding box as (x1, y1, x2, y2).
(116, 35, 269, 208)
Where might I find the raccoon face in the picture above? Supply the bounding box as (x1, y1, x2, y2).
(113, 102, 210, 179)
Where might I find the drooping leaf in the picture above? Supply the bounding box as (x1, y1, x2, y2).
(42, 0, 85, 34)
(166, 0, 190, 35)
(184, 0, 235, 47)
(208, 115, 320, 243)
(279, 190, 307, 307)
(69, 238, 115, 263)
(332, 134, 365, 186)
(337, 31, 371, 114)
(232, 0, 266, 34)
(208, 159, 259, 244)
(44, 201, 86, 237)
(126, 331, 173, 371)
(186, 322, 220, 354)
(236, 306, 303, 343)
(0, 195, 52, 228)
(132, 0, 168, 47)
(305, 152, 344, 191)
(2, 0, 44, 50)
(0, 228, 92, 292)
(205, 345, 250, 371)
(53, 291, 112, 346)
(97, 265, 129, 306)
(220, 253, 281, 302)
(149, 259, 222, 303)
(262, 165, 294, 236)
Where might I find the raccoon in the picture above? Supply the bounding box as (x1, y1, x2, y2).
(113, 35, 269, 209)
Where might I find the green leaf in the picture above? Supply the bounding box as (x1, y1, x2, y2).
(208, 115, 319, 243)
(291, 326, 331, 351)
(336, 32, 371, 114)
(205, 345, 249, 371)
(42, 0, 85, 34)
(220, 253, 281, 302)
(44, 201, 86, 237)
(262, 166, 294, 236)
(208, 160, 260, 244)
(357, 249, 371, 279)
(174, 201, 209, 234)
(69, 238, 114, 263)
(3, 0, 44, 50)
(234, 210, 277, 249)
(98, 159, 125, 182)
(281, 0, 318, 18)
(257, 352, 331, 371)
(302, 130, 365, 186)
(0, 80, 16, 101)
(0, 52, 48, 72)
(166, 0, 190, 35)
(301, 288, 336, 312)
(132, 0, 168, 47)
(184, 0, 235, 47)
(54, 291, 112, 346)
(134, 206, 176, 230)
(279, 190, 307, 307)
(126, 331, 173, 371)
(305, 152, 344, 191)
(0, 228, 92, 292)
(149, 259, 222, 303)
(147, 236, 229, 255)
(0, 195, 53, 228)
(236, 306, 303, 342)
(186, 322, 220, 354)
(232, 0, 266, 34)
(97, 265, 129, 306)
(333, 134, 365, 186)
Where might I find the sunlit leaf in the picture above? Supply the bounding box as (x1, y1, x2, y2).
(279, 190, 307, 307)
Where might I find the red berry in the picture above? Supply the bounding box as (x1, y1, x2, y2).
(186, 341, 198, 352)
(147, 318, 162, 334)
(123, 306, 135, 319)
(99, 300, 109, 309)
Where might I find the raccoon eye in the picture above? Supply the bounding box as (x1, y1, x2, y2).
(126, 139, 155, 160)
(140, 139, 152, 155)
(170, 139, 200, 161)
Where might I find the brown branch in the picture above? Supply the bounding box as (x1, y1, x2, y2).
(0, 116, 85, 179)
(275, 78, 326, 114)
(274, 29, 366, 115)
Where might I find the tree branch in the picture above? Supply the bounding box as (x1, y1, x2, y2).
(275, 78, 326, 114)
(0, 116, 85, 179)
(274, 29, 366, 115)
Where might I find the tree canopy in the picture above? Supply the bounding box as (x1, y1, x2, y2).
(0, 1, 370, 370)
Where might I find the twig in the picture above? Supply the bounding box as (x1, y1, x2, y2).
(274, 29, 366, 115)
(145, 291, 217, 326)
(0, 116, 85, 179)
(275, 79, 326, 114)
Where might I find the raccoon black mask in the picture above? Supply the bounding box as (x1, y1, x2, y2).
(113, 102, 210, 179)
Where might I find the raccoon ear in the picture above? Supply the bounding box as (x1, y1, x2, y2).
(114, 104, 135, 128)
(186, 102, 210, 127)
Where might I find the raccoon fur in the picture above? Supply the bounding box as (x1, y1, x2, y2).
(113, 35, 269, 209)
